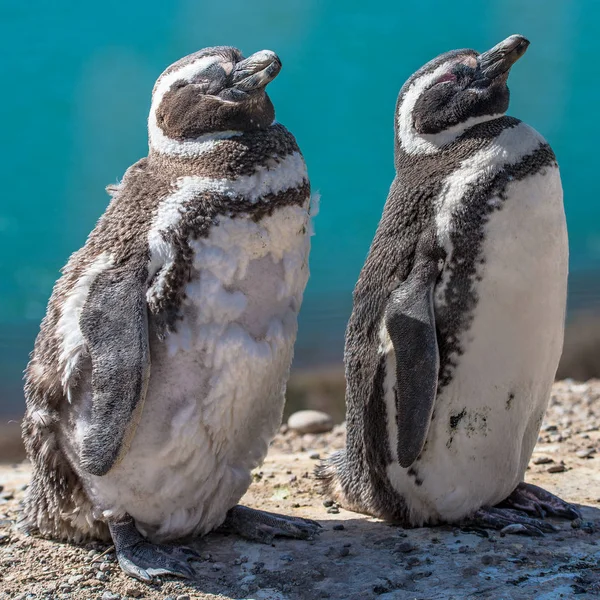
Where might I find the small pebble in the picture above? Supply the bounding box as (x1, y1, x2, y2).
(67, 575, 84, 585)
(287, 410, 334, 435)
(280, 554, 294, 561)
(571, 518, 583, 529)
(323, 499, 334, 508)
(332, 524, 345, 531)
(125, 589, 142, 598)
(532, 456, 554, 465)
(100, 593, 120, 600)
(309, 452, 321, 460)
(327, 507, 340, 514)
(576, 448, 596, 459)
(96, 571, 108, 581)
(176, 595, 191, 600)
(394, 542, 416, 553)
(547, 464, 566, 473)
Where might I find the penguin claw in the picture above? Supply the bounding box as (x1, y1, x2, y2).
(500, 523, 544, 537)
(116, 541, 200, 582)
(465, 506, 557, 537)
(221, 505, 323, 543)
(499, 482, 582, 521)
(109, 516, 201, 582)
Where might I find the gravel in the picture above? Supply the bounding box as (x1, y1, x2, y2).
(0, 380, 599, 599)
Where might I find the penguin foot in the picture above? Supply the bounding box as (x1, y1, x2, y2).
(497, 482, 582, 520)
(220, 505, 322, 544)
(109, 516, 201, 582)
(463, 506, 558, 537)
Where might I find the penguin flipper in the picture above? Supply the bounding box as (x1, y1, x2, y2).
(79, 267, 150, 476)
(385, 237, 441, 469)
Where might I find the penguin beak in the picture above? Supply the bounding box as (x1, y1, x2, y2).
(475, 35, 530, 81)
(231, 50, 282, 91)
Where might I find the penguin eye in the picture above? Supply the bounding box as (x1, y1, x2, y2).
(434, 72, 457, 85)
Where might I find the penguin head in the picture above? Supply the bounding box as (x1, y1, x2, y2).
(396, 35, 529, 154)
(149, 46, 281, 151)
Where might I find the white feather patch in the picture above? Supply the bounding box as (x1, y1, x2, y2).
(435, 122, 546, 254)
(56, 253, 114, 398)
(146, 152, 309, 303)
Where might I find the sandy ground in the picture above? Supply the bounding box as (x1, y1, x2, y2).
(1, 380, 600, 600)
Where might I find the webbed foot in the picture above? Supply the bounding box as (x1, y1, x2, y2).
(221, 505, 322, 544)
(109, 517, 201, 582)
(463, 506, 558, 537)
(497, 482, 582, 520)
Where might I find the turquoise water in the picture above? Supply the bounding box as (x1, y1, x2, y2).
(1, 1, 599, 413)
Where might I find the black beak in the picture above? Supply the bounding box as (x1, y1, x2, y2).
(476, 35, 530, 81)
(231, 50, 282, 91)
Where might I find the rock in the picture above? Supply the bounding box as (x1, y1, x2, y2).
(176, 595, 191, 600)
(287, 410, 334, 435)
(576, 448, 596, 459)
(333, 524, 345, 531)
(125, 588, 142, 598)
(309, 452, 321, 460)
(100, 593, 120, 600)
(547, 464, 566, 473)
(394, 542, 416, 553)
(532, 456, 554, 465)
(67, 575, 84, 585)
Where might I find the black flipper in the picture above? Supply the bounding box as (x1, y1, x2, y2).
(384, 233, 442, 468)
(79, 267, 150, 476)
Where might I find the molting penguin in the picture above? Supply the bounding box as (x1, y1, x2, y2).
(22, 46, 319, 581)
(318, 35, 580, 534)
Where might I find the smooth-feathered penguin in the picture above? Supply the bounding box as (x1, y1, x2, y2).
(22, 46, 320, 581)
(318, 35, 580, 534)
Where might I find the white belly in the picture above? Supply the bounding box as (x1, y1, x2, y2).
(79, 204, 311, 540)
(387, 167, 567, 523)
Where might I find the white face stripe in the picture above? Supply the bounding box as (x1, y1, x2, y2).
(148, 56, 243, 157)
(146, 151, 309, 302)
(435, 122, 546, 252)
(396, 62, 505, 155)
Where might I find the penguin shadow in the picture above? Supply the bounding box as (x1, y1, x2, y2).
(152, 504, 600, 598)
